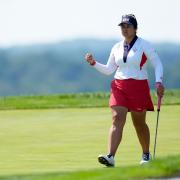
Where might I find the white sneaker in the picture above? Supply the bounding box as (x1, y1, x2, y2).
(98, 154, 115, 167)
(140, 153, 151, 165)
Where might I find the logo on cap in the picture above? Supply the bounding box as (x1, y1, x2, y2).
(122, 17, 129, 22)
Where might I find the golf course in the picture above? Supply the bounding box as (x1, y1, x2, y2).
(0, 91, 179, 179)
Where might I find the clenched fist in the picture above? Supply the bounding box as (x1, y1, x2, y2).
(85, 53, 96, 66)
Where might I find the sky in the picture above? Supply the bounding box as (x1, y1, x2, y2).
(0, 0, 180, 47)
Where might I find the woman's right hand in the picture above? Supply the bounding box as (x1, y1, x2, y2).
(85, 53, 96, 65)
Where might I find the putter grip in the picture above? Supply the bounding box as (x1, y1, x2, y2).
(157, 96, 161, 111)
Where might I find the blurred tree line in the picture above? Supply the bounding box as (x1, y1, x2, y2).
(0, 39, 179, 96)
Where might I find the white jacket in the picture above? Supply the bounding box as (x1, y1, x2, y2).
(94, 37, 163, 83)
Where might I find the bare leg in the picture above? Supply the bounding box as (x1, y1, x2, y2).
(108, 106, 128, 156)
(131, 110, 150, 153)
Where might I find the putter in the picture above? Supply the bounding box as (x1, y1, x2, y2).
(153, 95, 162, 160)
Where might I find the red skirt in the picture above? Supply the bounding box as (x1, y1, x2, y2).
(109, 79, 154, 112)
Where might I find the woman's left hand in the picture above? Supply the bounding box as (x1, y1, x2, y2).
(156, 82, 165, 97)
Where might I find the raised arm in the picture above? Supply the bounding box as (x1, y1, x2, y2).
(85, 48, 118, 75)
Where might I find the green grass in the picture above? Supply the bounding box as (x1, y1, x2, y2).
(0, 89, 180, 110)
(0, 155, 180, 180)
(0, 105, 179, 178)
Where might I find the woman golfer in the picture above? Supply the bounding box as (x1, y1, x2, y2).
(85, 14, 164, 166)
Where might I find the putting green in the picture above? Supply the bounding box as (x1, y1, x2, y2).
(0, 105, 179, 176)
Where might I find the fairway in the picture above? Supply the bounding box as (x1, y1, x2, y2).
(0, 105, 179, 176)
